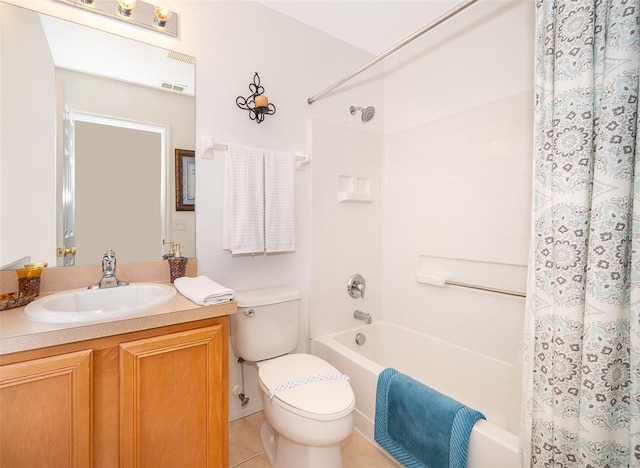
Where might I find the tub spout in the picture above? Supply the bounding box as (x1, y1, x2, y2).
(353, 309, 372, 324)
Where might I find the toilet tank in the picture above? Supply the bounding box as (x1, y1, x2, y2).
(230, 287, 301, 362)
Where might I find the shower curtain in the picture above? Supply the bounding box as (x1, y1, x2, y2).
(523, 0, 639, 466)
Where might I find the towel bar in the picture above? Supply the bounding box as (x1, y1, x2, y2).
(415, 273, 526, 298)
(444, 280, 526, 298)
(201, 140, 309, 170)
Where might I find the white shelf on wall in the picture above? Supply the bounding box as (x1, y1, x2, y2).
(337, 174, 373, 203)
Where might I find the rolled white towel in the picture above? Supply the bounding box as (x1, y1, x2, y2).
(174, 276, 235, 306)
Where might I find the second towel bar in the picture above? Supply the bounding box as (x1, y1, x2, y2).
(444, 280, 525, 298)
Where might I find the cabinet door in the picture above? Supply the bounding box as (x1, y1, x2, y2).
(119, 325, 226, 468)
(0, 349, 93, 467)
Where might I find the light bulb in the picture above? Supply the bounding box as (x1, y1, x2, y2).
(154, 3, 173, 27)
(117, 0, 137, 17)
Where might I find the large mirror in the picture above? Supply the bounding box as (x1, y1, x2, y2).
(0, 2, 195, 268)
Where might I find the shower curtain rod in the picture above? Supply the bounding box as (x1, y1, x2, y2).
(307, 0, 479, 105)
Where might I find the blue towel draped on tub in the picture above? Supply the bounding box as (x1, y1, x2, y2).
(375, 368, 485, 468)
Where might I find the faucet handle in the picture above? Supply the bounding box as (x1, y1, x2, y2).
(89, 249, 127, 289)
(102, 249, 117, 274)
(347, 274, 366, 298)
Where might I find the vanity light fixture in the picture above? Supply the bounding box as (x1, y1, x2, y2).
(53, 0, 178, 37)
(117, 0, 137, 17)
(154, 3, 173, 28)
(236, 72, 277, 124)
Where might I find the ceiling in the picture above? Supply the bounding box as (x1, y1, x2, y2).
(37, 1, 472, 95)
(253, 1, 467, 55)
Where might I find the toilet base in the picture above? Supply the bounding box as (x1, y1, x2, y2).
(260, 420, 343, 468)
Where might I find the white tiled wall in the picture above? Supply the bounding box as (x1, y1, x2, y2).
(310, 119, 384, 339)
(383, 91, 533, 365)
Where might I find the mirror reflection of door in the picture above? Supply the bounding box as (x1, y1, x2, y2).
(70, 119, 164, 265)
(60, 107, 75, 266)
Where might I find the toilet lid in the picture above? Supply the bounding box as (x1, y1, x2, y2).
(258, 354, 355, 421)
(235, 287, 300, 307)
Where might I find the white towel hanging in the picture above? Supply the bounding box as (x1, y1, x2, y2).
(264, 151, 295, 253)
(222, 144, 265, 254)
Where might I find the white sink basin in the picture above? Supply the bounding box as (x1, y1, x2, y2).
(23, 283, 177, 323)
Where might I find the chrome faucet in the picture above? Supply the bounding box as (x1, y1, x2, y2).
(88, 249, 129, 289)
(353, 309, 372, 324)
(347, 274, 366, 298)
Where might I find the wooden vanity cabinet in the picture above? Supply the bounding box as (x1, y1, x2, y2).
(0, 315, 229, 468)
(119, 325, 227, 467)
(0, 349, 93, 467)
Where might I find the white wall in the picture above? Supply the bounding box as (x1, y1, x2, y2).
(384, 94, 532, 363)
(184, 1, 385, 420)
(4, 0, 384, 421)
(309, 119, 383, 339)
(382, 0, 535, 366)
(0, 3, 56, 266)
(383, 0, 535, 133)
(4, 0, 535, 424)
(189, 0, 383, 294)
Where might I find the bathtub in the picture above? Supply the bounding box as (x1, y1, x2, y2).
(311, 321, 521, 467)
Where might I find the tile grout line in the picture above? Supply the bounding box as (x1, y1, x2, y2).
(230, 452, 265, 468)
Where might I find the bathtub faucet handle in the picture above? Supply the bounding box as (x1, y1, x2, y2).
(347, 274, 366, 299)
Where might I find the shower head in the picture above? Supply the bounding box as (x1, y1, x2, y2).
(349, 105, 376, 123)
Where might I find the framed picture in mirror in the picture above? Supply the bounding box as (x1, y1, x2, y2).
(176, 149, 195, 211)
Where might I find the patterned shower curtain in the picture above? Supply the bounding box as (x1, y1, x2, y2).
(523, 0, 639, 466)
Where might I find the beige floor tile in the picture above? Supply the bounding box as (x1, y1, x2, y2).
(230, 411, 397, 468)
(341, 431, 398, 467)
(234, 454, 271, 468)
(230, 412, 266, 467)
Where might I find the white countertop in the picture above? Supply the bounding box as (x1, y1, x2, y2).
(0, 283, 236, 356)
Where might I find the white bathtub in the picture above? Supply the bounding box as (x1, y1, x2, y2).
(311, 321, 521, 467)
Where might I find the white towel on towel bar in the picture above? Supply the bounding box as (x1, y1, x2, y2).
(264, 151, 295, 253)
(223, 144, 265, 254)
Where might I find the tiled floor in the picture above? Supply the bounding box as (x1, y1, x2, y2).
(229, 411, 398, 467)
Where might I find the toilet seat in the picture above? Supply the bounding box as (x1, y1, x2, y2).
(259, 354, 355, 421)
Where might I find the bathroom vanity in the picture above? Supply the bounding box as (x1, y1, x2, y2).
(0, 263, 235, 467)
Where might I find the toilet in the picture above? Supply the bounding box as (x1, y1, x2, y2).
(230, 287, 355, 468)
